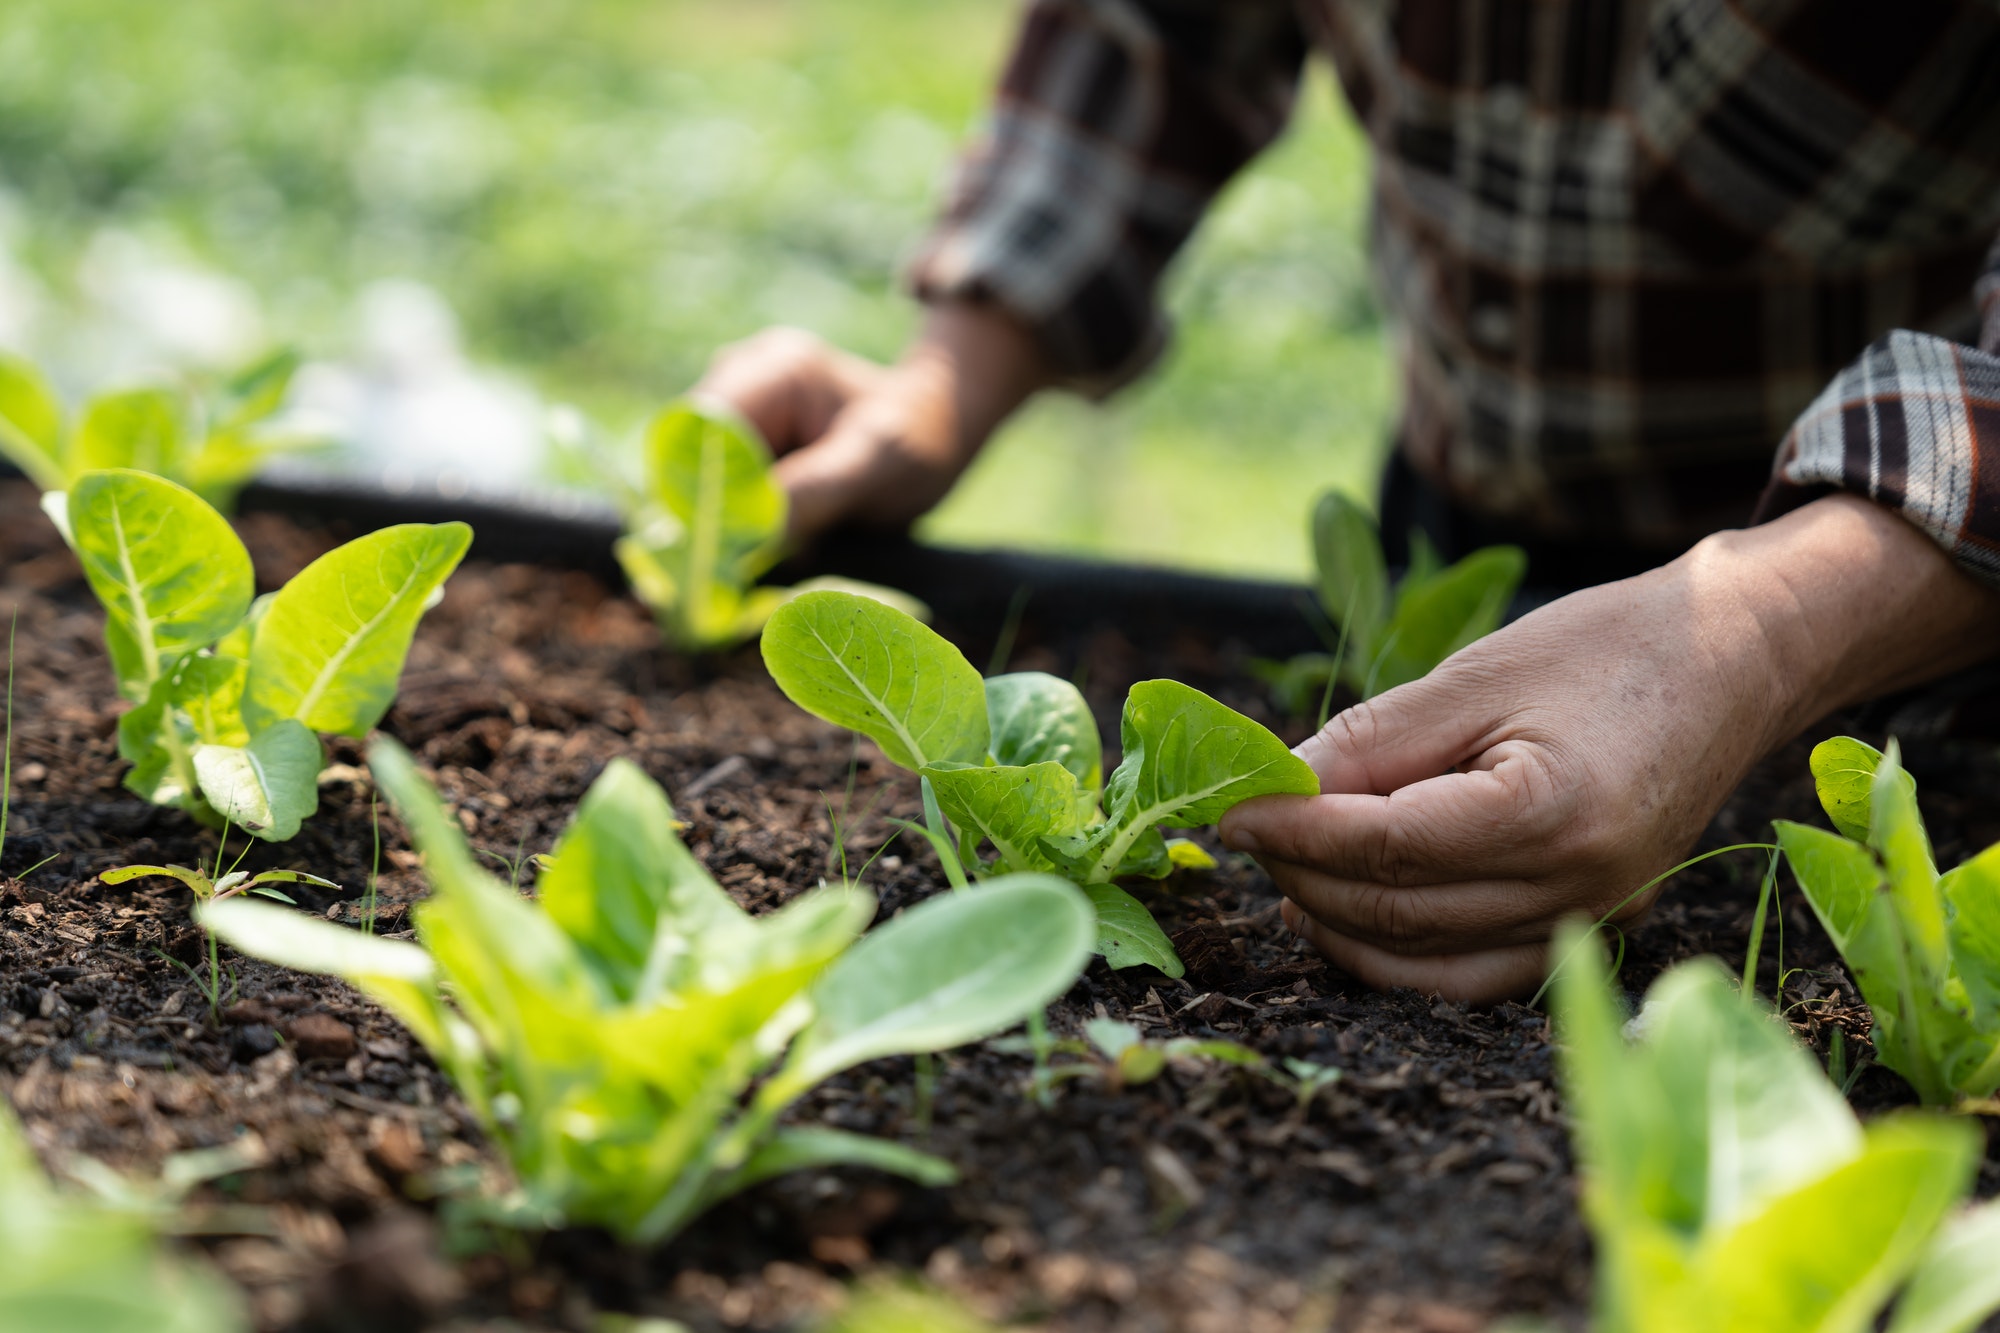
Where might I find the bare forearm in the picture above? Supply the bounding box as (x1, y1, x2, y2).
(1696, 495, 2000, 746)
(896, 299, 1052, 465)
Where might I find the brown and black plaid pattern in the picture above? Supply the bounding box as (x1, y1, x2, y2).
(1763, 240, 2000, 589)
(908, 0, 2000, 572)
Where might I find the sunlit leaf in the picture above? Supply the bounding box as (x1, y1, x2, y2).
(776, 874, 1093, 1094)
(243, 522, 470, 737)
(192, 719, 322, 841)
(64, 470, 253, 699)
(761, 589, 988, 771)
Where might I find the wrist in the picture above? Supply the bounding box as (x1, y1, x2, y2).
(902, 299, 1049, 457)
(1675, 495, 2000, 740)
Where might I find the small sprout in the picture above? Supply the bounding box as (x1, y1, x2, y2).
(0, 347, 314, 511)
(202, 741, 1097, 1243)
(615, 399, 922, 651)
(102, 863, 339, 905)
(1776, 736, 2000, 1106)
(761, 590, 1319, 978)
(47, 468, 468, 841)
(1277, 1057, 1342, 1109)
(1262, 491, 1524, 715)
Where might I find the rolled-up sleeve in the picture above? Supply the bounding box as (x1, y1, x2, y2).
(1761, 235, 2000, 590)
(905, 0, 1307, 394)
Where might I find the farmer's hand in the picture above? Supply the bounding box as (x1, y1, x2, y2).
(694, 303, 1048, 543)
(1219, 495, 2000, 1004)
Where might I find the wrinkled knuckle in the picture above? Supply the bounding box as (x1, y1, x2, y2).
(1321, 699, 1384, 758)
(1363, 819, 1425, 889)
(1360, 884, 1425, 952)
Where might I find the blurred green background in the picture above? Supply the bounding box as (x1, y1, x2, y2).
(0, 0, 1390, 579)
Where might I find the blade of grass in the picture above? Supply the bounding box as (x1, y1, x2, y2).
(987, 584, 1032, 677)
(1529, 841, 1779, 1008)
(2, 612, 14, 873)
(1740, 845, 1781, 1001)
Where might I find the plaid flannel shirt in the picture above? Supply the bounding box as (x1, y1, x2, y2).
(908, 0, 2000, 586)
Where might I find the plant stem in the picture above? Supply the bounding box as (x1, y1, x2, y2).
(1529, 842, 1780, 1008)
(918, 777, 969, 890)
(1027, 1009, 1055, 1108)
(2, 612, 14, 873)
(913, 1051, 935, 1136)
(1740, 847, 1780, 1000)
(366, 792, 381, 935)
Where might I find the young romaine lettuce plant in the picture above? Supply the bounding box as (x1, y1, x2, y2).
(1774, 736, 2000, 1105)
(0, 1103, 248, 1333)
(614, 398, 922, 651)
(43, 467, 468, 841)
(0, 348, 309, 511)
(1552, 919, 2000, 1333)
(202, 739, 1095, 1243)
(1260, 491, 1525, 713)
(760, 589, 1320, 978)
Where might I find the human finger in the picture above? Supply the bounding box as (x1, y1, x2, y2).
(1220, 745, 1573, 887)
(693, 327, 884, 455)
(1263, 861, 1570, 955)
(1280, 900, 1548, 1003)
(1294, 665, 1511, 796)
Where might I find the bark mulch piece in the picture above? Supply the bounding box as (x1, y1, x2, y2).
(2, 477, 1994, 1332)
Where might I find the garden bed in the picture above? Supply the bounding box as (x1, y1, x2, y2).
(2, 475, 1996, 1332)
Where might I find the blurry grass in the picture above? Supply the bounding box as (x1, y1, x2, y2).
(0, 0, 1388, 578)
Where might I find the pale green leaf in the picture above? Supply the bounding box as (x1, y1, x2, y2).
(760, 589, 989, 771)
(1690, 1114, 1976, 1333)
(1775, 820, 1881, 951)
(200, 895, 450, 1055)
(1086, 680, 1317, 881)
(1369, 545, 1524, 695)
(1083, 882, 1185, 977)
(538, 757, 750, 1000)
(243, 521, 470, 737)
(1870, 742, 1946, 975)
(367, 738, 613, 1125)
(100, 864, 215, 897)
(1941, 843, 2000, 1032)
(66, 470, 253, 698)
(704, 1126, 955, 1206)
(193, 719, 322, 841)
(985, 671, 1102, 797)
(920, 761, 1082, 874)
(0, 352, 65, 490)
(213, 347, 300, 435)
(1809, 736, 1906, 843)
(1888, 1200, 2000, 1333)
(75, 389, 185, 476)
(776, 874, 1093, 1096)
(783, 575, 930, 623)
(1311, 490, 1388, 647)
(644, 399, 785, 585)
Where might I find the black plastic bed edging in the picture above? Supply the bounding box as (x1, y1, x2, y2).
(10, 458, 1997, 735)
(231, 467, 1333, 660)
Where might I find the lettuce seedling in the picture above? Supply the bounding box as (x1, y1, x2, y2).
(0, 1103, 248, 1333)
(43, 467, 468, 840)
(0, 348, 309, 511)
(1774, 737, 2000, 1105)
(202, 739, 1095, 1243)
(615, 398, 923, 651)
(1552, 920, 2000, 1333)
(1260, 491, 1525, 713)
(760, 589, 1320, 978)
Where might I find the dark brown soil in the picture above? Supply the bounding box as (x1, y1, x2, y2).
(2, 476, 1995, 1333)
